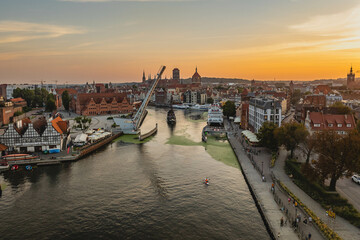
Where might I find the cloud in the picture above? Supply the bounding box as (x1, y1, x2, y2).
(290, 5, 360, 50)
(59, 0, 197, 2)
(0, 21, 85, 44)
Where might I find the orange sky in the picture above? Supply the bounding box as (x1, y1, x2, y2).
(0, 0, 360, 83)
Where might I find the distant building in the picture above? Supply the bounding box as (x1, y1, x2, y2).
(249, 97, 282, 133)
(142, 71, 146, 83)
(71, 93, 133, 116)
(305, 112, 355, 135)
(191, 67, 201, 84)
(0, 99, 23, 126)
(173, 68, 180, 81)
(347, 66, 356, 89)
(313, 85, 331, 95)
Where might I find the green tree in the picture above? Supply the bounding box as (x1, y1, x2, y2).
(61, 90, 71, 111)
(330, 102, 352, 114)
(275, 122, 308, 159)
(257, 121, 279, 151)
(290, 89, 302, 105)
(222, 100, 236, 117)
(314, 130, 360, 191)
(301, 133, 317, 165)
(45, 93, 56, 112)
(207, 97, 214, 104)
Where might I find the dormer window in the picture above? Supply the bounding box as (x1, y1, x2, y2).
(314, 124, 320, 127)
(337, 124, 342, 127)
(328, 124, 333, 127)
(347, 124, 352, 127)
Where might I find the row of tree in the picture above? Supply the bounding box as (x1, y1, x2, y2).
(257, 121, 360, 191)
(13, 87, 57, 112)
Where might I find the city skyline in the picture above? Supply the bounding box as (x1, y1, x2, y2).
(1, 0, 360, 83)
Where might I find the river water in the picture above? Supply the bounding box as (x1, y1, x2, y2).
(0, 108, 269, 240)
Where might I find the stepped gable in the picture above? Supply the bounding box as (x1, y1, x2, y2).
(77, 92, 128, 106)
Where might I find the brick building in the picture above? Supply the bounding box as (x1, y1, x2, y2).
(305, 112, 356, 135)
(71, 93, 133, 116)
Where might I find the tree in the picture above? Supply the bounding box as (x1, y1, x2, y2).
(290, 89, 302, 105)
(329, 102, 352, 114)
(257, 121, 279, 151)
(275, 122, 308, 159)
(45, 94, 56, 112)
(207, 97, 214, 104)
(222, 100, 236, 117)
(314, 130, 360, 191)
(301, 133, 317, 165)
(62, 90, 71, 111)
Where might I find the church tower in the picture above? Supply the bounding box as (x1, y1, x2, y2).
(347, 66, 355, 89)
(142, 70, 146, 83)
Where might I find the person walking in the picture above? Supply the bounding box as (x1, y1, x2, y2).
(280, 217, 284, 227)
(308, 232, 311, 240)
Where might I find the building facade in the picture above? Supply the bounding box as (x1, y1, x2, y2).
(0, 122, 61, 152)
(305, 112, 356, 135)
(249, 98, 282, 133)
(71, 93, 133, 116)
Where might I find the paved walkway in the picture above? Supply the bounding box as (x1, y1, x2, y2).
(274, 148, 360, 240)
(225, 120, 302, 240)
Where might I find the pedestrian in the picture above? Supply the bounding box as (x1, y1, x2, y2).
(308, 216, 312, 224)
(288, 197, 291, 205)
(277, 232, 280, 239)
(280, 217, 284, 227)
(308, 232, 311, 240)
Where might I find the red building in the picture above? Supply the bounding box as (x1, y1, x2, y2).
(305, 112, 356, 135)
(71, 93, 133, 116)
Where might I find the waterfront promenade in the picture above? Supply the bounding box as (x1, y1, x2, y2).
(274, 148, 360, 240)
(225, 120, 323, 240)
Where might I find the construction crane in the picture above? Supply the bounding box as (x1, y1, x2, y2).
(114, 65, 166, 134)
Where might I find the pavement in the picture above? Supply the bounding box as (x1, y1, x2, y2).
(225, 120, 307, 240)
(275, 148, 360, 240)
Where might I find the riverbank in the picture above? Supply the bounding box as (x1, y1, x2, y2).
(225, 119, 318, 240)
(1, 132, 123, 170)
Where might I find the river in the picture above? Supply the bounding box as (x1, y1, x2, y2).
(0, 108, 269, 240)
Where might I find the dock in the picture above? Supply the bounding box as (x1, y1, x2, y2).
(2, 132, 123, 169)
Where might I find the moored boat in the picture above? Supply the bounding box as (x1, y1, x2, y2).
(0, 161, 9, 172)
(1, 154, 39, 165)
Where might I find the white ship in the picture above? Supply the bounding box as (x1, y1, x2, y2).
(207, 105, 223, 126)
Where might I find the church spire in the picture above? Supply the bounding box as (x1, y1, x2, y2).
(142, 70, 146, 83)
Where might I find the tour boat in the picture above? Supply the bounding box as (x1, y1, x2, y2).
(1, 154, 39, 165)
(172, 104, 189, 109)
(207, 105, 224, 126)
(167, 105, 176, 125)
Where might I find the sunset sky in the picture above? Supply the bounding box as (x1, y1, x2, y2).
(1, 0, 360, 83)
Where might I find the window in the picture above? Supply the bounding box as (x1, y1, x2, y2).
(347, 124, 352, 127)
(328, 124, 333, 127)
(314, 124, 320, 127)
(337, 124, 342, 127)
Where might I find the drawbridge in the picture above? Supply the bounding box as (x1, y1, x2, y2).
(113, 66, 166, 134)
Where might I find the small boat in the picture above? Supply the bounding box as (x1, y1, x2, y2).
(25, 165, 32, 171)
(0, 162, 9, 172)
(167, 96, 176, 125)
(11, 165, 19, 171)
(204, 178, 209, 185)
